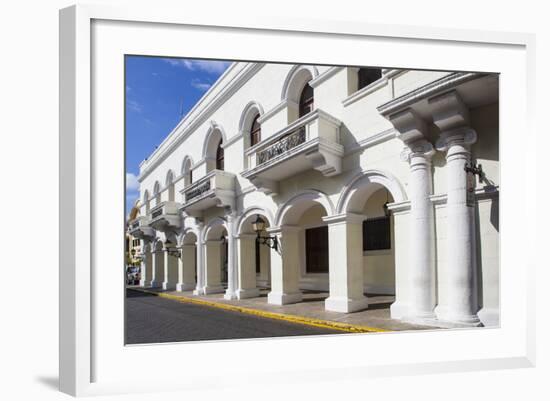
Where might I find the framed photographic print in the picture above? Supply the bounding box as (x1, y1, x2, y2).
(59, 3, 535, 397)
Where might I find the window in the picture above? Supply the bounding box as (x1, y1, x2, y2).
(299, 83, 314, 118)
(250, 114, 261, 147)
(358, 67, 382, 90)
(215, 139, 224, 170)
(362, 216, 391, 251)
(189, 169, 193, 184)
(305, 226, 329, 273)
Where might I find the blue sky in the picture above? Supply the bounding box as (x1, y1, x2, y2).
(125, 56, 231, 214)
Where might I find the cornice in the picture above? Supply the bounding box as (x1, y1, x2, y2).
(342, 75, 388, 107)
(345, 128, 396, 155)
(377, 72, 487, 117)
(138, 62, 265, 182)
(309, 66, 345, 88)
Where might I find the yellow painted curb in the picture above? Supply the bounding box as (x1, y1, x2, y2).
(132, 288, 388, 334)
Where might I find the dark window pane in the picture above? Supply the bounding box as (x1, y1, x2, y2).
(362, 216, 391, 251)
(215, 139, 224, 170)
(305, 226, 329, 273)
(299, 83, 314, 117)
(358, 68, 382, 90)
(250, 114, 261, 146)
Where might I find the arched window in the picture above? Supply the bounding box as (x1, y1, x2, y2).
(182, 158, 193, 187)
(299, 83, 314, 118)
(358, 67, 382, 90)
(250, 114, 261, 147)
(215, 139, 224, 170)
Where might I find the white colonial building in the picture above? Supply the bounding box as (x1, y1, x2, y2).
(129, 62, 499, 328)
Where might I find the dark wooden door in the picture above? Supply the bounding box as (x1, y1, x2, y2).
(305, 226, 329, 273)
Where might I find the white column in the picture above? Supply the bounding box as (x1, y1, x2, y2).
(267, 226, 303, 305)
(387, 108, 436, 322)
(436, 129, 480, 325)
(176, 244, 196, 291)
(162, 250, 178, 290)
(139, 241, 152, 287)
(224, 213, 238, 300)
(236, 234, 261, 299)
(193, 225, 206, 295)
(150, 245, 164, 288)
(322, 213, 369, 313)
(431, 90, 480, 326)
(203, 240, 225, 294)
(402, 139, 436, 321)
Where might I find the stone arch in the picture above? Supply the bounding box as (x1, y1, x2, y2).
(202, 121, 227, 160)
(238, 101, 264, 135)
(202, 216, 229, 242)
(337, 170, 407, 214)
(152, 181, 161, 206)
(237, 206, 275, 234)
(178, 227, 200, 246)
(275, 189, 335, 227)
(165, 170, 175, 201)
(281, 65, 319, 103)
(181, 156, 194, 187)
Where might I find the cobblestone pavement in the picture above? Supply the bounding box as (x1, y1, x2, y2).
(125, 288, 342, 344)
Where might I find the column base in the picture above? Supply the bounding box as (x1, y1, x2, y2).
(401, 309, 437, 326)
(162, 281, 176, 290)
(435, 305, 483, 327)
(223, 289, 237, 300)
(176, 282, 196, 292)
(149, 280, 162, 288)
(203, 285, 225, 295)
(139, 279, 148, 287)
(390, 301, 408, 319)
(236, 288, 261, 299)
(267, 291, 302, 305)
(477, 307, 500, 328)
(192, 287, 204, 296)
(324, 296, 369, 313)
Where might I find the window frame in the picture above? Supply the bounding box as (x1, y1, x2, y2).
(362, 216, 391, 252)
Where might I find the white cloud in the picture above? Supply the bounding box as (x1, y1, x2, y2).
(191, 79, 212, 91)
(163, 58, 231, 74)
(127, 99, 142, 113)
(126, 173, 139, 191)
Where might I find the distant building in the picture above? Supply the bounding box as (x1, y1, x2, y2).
(126, 199, 142, 267)
(128, 63, 499, 328)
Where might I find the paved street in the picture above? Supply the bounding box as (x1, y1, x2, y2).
(125, 288, 342, 344)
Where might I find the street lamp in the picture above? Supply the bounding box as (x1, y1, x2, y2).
(252, 214, 278, 251)
(164, 238, 181, 259)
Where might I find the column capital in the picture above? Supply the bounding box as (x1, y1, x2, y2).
(235, 233, 257, 240)
(435, 127, 477, 153)
(322, 212, 366, 225)
(267, 225, 301, 235)
(400, 139, 435, 164)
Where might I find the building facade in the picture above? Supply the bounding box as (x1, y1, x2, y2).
(128, 63, 499, 328)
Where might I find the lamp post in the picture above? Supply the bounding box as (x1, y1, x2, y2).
(252, 214, 278, 251)
(164, 238, 181, 259)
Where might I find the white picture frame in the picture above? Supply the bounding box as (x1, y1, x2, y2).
(59, 4, 536, 397)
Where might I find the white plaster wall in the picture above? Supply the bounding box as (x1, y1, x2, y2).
(362, 188, 396, 294)
(135, 62, 499, 320)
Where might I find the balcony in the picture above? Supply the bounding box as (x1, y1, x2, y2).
(241, 109, 344, 195)
(180, 170, 236, 215)
(149, 201, 182, 232)
(128, 216, 155, 240)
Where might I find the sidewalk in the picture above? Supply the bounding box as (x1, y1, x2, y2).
(130, 286, 438, 333)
